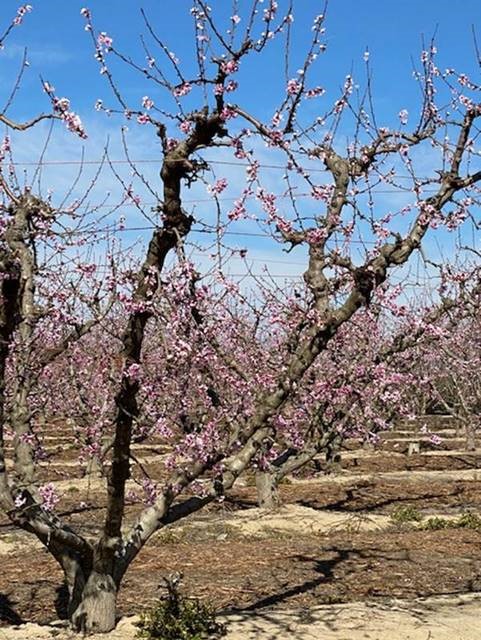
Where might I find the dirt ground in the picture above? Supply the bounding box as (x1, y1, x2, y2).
(2, 425, 481, 639)
(2, 476, 481, 637)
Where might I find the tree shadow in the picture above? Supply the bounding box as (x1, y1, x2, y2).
(298, 487, 462, 514)
(0, 593, 24, 625)
(239, 550, 350, 611)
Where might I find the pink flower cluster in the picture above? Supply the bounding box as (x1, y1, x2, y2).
(287, 78, 301, 95)
(142, 96, 154, 110)
(45, 86, 87, 139)
(173, 82, 192, 97)
(39, 483, 60, 512)
(97, 31, 113, 52)
(208, 178, 228, 195)
(221, 59, 239, 75)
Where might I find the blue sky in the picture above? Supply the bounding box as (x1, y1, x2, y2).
(1, 0, 480, 118)
(0, 1, 480, 289)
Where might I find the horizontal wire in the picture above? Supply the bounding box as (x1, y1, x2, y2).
(72, 187, 440, 210)
(4, 156, 436, 181)
(59, 224, 381, 245)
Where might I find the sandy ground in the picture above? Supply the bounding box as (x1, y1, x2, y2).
(0, 493, 470, 555)
(0, 504, 390, 555)
(206, 503, 393, 536)
(1, 593, 481, 639)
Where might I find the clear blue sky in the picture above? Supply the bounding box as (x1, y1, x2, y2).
(1, 0, 480, 122)
(0, 1, 479, 286)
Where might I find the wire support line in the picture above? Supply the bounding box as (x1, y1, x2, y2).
(3, 156, 442, 182)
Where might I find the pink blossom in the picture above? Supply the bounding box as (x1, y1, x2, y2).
(399, 109, 409, 125)
(179, 120, 192, 134)
(13, 4, 32, 25)
(271, 111, 283, 127)
(0, 136, 11, 162)
(63, 112, 87, 138)
(17, 4, 32, 17)
(305, 86, 325, 99)
(142, 478, 158, 505)
(48, 91, 87, 138)
(225, 80, 238, 92)
(97, 32, 113, 50)
(220, 106, 237, 121)
(246, 160, 259, 180)
(228, 199, 247, 221)
(263, 1, 278, 21)
(287, 78, 301, 95)
(311, 185, 333, 201)
(137, 113, 150, 125)
(173, 82, 192, 97)
(306, 228, 328, 244)
(43, 81, 55, 94)
(54, 97, 70, 111)
(39, 483, 60, 512)
(124, 363, 142, 381)
(208, 178, 228, 195)
(142, 96, 154, 110)
(125, 185, 141, 205)
(221, 59, 239, 75)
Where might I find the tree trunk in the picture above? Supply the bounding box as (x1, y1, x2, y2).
(255, 470, 280, 510)
(69, 570, 117, 634)
(465, 422, 476, 452)
(84, 457, 103, 479)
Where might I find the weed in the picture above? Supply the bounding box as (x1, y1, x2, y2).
(456, 512, 481, 531)
(136, 573, 226, 640)
(157, 529, 184, 544)
(420, 511, 481, 531)
(420, 516, 450, 530)
(390, 504, 422, 524)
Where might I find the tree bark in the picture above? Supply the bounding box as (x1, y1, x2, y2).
(69, 569, 117, 634)
(255, 470, 280, 510)
(465, 421, 476, 452)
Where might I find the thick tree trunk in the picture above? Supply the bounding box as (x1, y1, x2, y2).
(69, 571, 117, 634)
(255, 470, 280, 510)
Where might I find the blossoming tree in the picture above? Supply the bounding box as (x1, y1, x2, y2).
(0, 1, 480, 634)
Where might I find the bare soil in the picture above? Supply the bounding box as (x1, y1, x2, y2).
(2, 421, 481, 638)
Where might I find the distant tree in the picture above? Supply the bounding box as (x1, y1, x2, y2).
(409, 266, 481, 450)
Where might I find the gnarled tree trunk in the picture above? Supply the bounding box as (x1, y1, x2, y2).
(70, 571, 117, 634)
(67, 565, 118, 634)
(58, 548, 119, 635)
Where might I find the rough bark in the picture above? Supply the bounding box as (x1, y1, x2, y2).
(5, 197, 41, 488)
(255, 470, 281, 510)
(69, 570, 117, 634)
